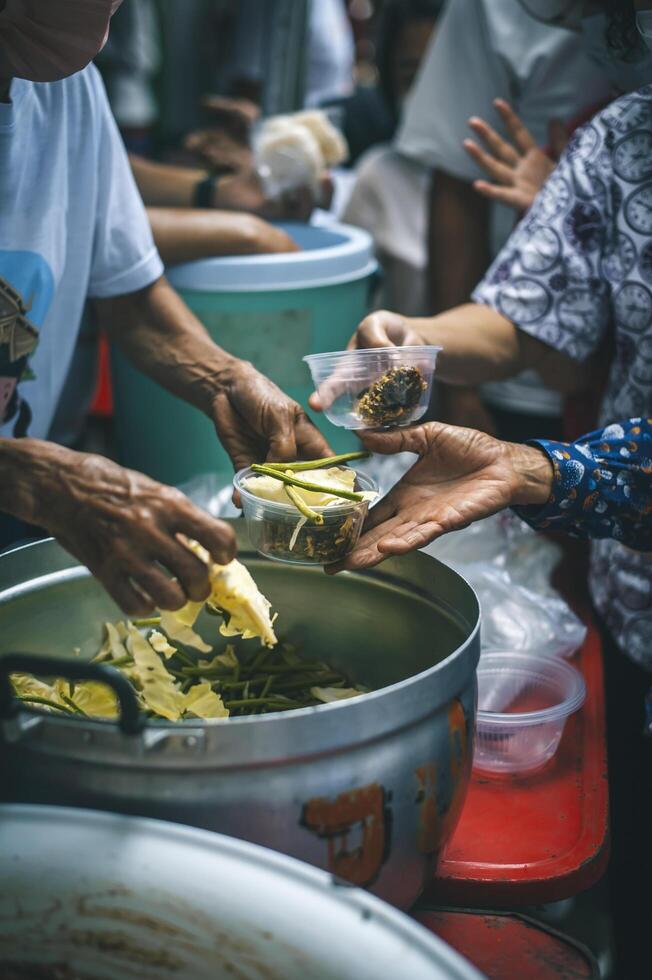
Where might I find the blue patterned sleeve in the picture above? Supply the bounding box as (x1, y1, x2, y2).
(514, 419, 652, 550)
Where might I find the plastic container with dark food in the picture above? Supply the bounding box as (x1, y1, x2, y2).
(304, 345, 441, 429)
(234, 467, 378, 565)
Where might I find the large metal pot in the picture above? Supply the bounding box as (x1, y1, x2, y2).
(0, 523, 480, 909)
(0, 804, 484, 980)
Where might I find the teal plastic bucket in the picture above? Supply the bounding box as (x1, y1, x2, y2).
(112, 221, 376, 486)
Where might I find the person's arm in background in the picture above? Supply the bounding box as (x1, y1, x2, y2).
(130, 154, 204, 207)
(95, 277, 330, 472)
(148, 208, 298, 265)
(347, 305, 584, 392)
(130, 153, 314, 221)
(463, 99, 562, 212)
(336, 418, 652, 570)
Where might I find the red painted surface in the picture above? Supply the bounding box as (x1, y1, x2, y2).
(89, 333, 113, 416)
(425, 614, 609, 906)
(416, 911, 597, 979)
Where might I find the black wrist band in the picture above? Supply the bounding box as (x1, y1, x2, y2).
(193, 174, 217, 208)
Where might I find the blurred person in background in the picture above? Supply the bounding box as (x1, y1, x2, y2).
(342, 0, 443, 316)
(154, 0, 354, 154)
(94, 0, 160, 156)
(320, 6, 652, 969)
(0, 0, 330, 612)
(396, 0, 614, 441)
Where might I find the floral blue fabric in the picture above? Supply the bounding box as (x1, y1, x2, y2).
(516, 417, 652, 735)
(516, 418, 652, 550)
(473, 87, 652, 675)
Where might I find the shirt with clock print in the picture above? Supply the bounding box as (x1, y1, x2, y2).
(473, 85, 652, 675)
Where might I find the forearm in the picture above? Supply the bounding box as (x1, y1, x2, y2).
(147, 209, 297, 265)
(398, 303, 580, 392)
(0, 439, 76, 525)
(96, 277, 236, 416)
(130, 155, 205, 208)
(407, 303, 522, 383)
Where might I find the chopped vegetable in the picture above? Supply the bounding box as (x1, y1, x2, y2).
(181, 682, 229, 720)
(311, 687, 365, 703)
(10, 629, 367, 723)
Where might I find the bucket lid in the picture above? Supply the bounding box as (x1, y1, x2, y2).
(166, 220, 377, 292)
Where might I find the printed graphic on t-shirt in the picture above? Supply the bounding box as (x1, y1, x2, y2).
(0, 251, 54, 437)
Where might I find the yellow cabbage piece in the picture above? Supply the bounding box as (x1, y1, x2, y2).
(197, 646, 238, 672)
(169, 541, 277, 648)
(93, 621, 129, 663)
(310, 687, 364, 703)
(55, 679, 118, 719)
(125, 625, 184, 721)
(11, 672, 60, 706)
(181, 682, 229, 720)
(149, 629, 179, 660)
(159, 610, 212, 654)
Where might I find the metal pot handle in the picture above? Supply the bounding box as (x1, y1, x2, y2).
(0, 652, 145, 735)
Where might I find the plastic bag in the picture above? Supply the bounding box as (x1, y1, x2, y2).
(177, 472, 239, 520)
(424, 511, 586, 660)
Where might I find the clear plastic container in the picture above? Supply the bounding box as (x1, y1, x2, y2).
(473, 652, 586, 777)
(304, 346, 441, 429)
(234, 467, 378, 565)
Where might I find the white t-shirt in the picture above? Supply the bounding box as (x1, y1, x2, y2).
(0, 65, 163, 442)
(343, 146, 431, 315)
(396, 0, 612, 417)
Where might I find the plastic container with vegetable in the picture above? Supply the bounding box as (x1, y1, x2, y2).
(234, 452, 378, 565)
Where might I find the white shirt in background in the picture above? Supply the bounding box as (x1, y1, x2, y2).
(396, 0, 613, 417)
(343, 146, 431, 316)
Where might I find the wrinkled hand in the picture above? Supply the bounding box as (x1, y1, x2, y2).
(335, 422, 552, 571)
(184, 96, 259, 174)
(246, 217, 300, 254)
(37, 449, 236, 616)
(308, 311, 425, 412)
(214, 168, 317, 222)
(464, 99, 566, 213)
(212, 360, 332, 472)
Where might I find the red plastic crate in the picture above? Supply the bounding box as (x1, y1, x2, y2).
(415, 910, 598, 979)
(424, 615, 609, 907)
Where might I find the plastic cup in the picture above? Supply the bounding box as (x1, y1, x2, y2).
(473, 652, 586, 777)
(234, 467, 378, 566)
(304, 346, 441, 429)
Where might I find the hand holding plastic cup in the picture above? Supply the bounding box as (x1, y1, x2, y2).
(304, 346, 441, 430)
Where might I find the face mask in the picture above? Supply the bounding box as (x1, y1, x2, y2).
(638, 12, 652, 54)
(516, 0, 584, 31)
(581, 12, 652, 93)
(0, 0, 123, 83)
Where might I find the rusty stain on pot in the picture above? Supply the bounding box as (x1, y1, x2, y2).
(414, 763, 439, 855)
(301, 782, 390, 886)
(448, 699, 468, 784)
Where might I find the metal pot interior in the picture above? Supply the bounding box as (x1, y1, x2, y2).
(0, 805, 483, 980)
(0, 525, 478, 697)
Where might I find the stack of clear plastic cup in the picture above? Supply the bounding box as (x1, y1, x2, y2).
(473, 652, 586, 777)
